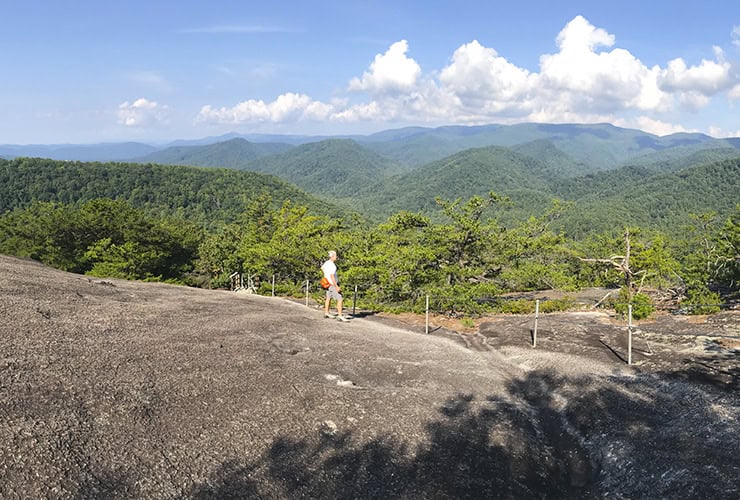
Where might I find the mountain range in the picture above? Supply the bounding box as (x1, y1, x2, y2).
(3, 122, 739, 168)
(2, 122, 739, 235)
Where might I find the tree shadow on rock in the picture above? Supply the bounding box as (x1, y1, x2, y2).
(668, 338, 740, 389)
(189, 460, 262, 500)
(561, 368, 740, 498)
(189, 369, 739, 499)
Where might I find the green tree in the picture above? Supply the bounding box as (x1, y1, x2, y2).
(196, 223, 246, 288)
(572, 231, 625, 288)
(679, 209, 739, 293)
(714, 205, 739, 290)
(237, 200, 341, 291)
(75, 199, 201, 282)
(365, 211, 441, 310)
(629, 230, 680, 291)
(0, 199, 201, 283)
(0, 201, 81, 271)
(432, 192, 507, 287)
(675, 207, 739, 313)
(680, 212, 720, 287)
(497, 200, 577, 291)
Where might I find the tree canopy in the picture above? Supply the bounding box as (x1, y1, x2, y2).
(1, 157, 737, 315)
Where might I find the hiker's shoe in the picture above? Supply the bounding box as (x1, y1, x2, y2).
(336, 315, 351, 322)
(324, 313, 338, 319)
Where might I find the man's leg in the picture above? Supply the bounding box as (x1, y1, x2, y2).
(335, 294, 350, 321)
(324, 294, 331, 315)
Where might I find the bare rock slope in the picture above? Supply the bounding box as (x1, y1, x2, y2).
(0, 255, 737, 499)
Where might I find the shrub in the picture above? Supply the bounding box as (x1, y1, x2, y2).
(460, 317, 476, 328)
(494, 299, 536, 314)
(612, 288, 654, 320)
(682, 286, 721, 315)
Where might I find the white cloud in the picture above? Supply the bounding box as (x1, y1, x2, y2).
(616, 116, 692, 136)
(194, 16, 740, 136)
(439, 40, 533, 106)
(659, 51, 732, 95)
(331, 101, 384, 122)
(348, 40, 421, 94)
(709, 125, 740, 138)
(733, 26, 740, 47)
(196, 93, 335, 124)
(117, 98, 170, 127)
(729, 84, 740, 100)
(537, 16, 671, 114)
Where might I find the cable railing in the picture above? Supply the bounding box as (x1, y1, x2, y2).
(229, 272, 737, 365)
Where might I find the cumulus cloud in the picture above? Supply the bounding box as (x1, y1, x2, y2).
(196, 93, 335, 124)
(537, 16, 671, 114)
(348, 40, 421, 94)
(617, 116, 692, 136)
(659, 50, 732, 95)
(194, 16, 740, 136)
(733, 26, 740, 47)
(708, 125, 740, 138)
(117, 98, 170, 127)
(439, 40, 533, 107)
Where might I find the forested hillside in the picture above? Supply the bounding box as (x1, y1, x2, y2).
(510, 140, 589, 179)
(40, 122, 732, 235)
(1, 155, 736, 314)
(343, 146, 739, 234)
(620, 147, 740, 172)
(2, 126, 737, 315)
(3, 147, 736, 238)
(132, 138, 294, 168)
(4, 123, 738, 170)
(352, 146, 556, 218)
(0, 158, 341, 225)
(554, 158, 740, 237)
(240, 138, 405, 197)
(356, 123, 739, 169)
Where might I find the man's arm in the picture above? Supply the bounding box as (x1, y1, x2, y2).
(331, 268, 339, 289)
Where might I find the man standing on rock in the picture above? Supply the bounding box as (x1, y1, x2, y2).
(321, 250, 349, 322)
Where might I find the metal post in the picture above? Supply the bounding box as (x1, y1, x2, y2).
(533, 299, 539, 348)
(352, 284, 357, 316)
(271, 275, 275, 297)
(425, 295, 430, 334)
(628, 304, 633, 365)
(305, 280, 309, 307)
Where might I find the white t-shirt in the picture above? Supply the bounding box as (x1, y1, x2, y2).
(321, 259, 337, 285)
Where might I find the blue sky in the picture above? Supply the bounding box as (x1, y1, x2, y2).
(1, 0, 739, 144)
